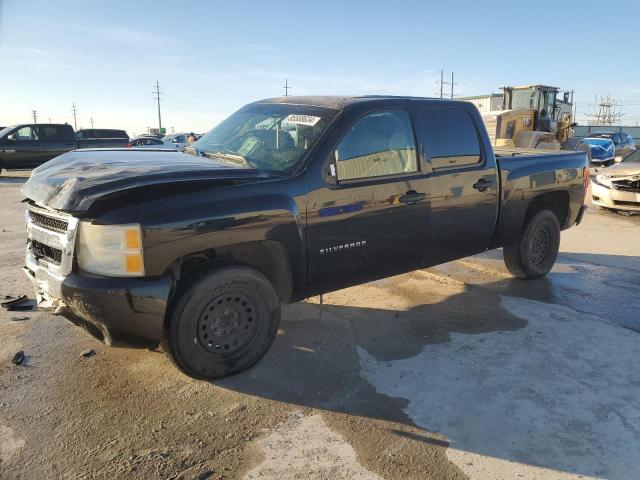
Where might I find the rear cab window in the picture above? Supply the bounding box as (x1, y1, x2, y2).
(418, 107, 482, 170)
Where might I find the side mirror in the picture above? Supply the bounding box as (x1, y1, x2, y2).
(563, 92, 570, 103)
(6, 134, 16, 142)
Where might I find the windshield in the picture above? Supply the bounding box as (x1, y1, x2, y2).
(580, 138, 613, 148)
(0, 126, 14, 138)
(622, 149, 640, 163)
(510, 88, 538, 110)
(192, 103, 338, 173)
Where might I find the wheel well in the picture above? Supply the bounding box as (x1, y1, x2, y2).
(167, 241, 293, 304)
(525, 191, 570, 228)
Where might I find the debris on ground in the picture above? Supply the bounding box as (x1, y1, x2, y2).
(1, 294, 34, 311)
(11, 351, 25, 365)
(10, 316, 30, 321)
(80, 349, 95, 358)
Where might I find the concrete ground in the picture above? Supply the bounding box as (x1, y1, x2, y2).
(1, 170, 639, 479)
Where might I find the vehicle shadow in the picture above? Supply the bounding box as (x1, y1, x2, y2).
(218, 257, 640, 479)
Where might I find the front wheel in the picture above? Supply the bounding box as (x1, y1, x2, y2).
(163, 266, 280, 379)
(503, 210, 561, 279)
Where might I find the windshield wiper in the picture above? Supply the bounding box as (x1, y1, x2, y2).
(200, 151, 253, 168)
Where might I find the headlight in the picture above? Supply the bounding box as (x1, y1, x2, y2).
(595, 174, 612, 188)
(77, 222, 144, 276)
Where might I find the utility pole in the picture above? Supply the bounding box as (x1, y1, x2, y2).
(283, 78, 291, 97)
(32, 110, 38, 123)
(450, 72, 457, 99)
(90, 117, 94, 128)
(71, 102, 78, 130)
(48, 116, 52, 123)
(152, 81, 162, 130)
(435, 70, 456, 98)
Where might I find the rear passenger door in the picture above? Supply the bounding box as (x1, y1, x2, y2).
(415, 107, 499, 265)
(305, 107, 431, 295)
(38, 125, 73, 164)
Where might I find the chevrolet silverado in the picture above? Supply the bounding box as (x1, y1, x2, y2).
(21, 96, 589, 379)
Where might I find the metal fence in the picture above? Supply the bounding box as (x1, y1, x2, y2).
(573, 125, 640, 140)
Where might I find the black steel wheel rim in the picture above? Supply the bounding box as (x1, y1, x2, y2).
(530, 226, 551, 265)
(196, 292, 258, 355)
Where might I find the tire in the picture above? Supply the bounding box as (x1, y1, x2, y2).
(503, 210, 561, 279)
(163, 266, 280, 380)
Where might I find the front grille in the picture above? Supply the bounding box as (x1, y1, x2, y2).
(612, 179, 640, 192)
(29, 210, 69, 233)
(30, 239, 63, 265)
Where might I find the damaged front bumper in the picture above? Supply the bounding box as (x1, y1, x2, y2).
(24, 204, 173, 347)
(24, 264, 173, 347)
(591, 181, 640, 212)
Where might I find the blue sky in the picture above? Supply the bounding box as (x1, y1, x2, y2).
(1, 0, 639, 136)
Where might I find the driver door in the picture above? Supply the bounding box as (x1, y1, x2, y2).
(305, 107, 431, 295)
(1, 125, 42, 169)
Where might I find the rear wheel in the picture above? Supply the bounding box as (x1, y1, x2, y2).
(163, 266, 280, 379)
(503, 210, 560, 279)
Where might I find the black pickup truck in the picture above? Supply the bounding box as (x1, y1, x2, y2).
(21, 96, 589, 379)
(0, 124, 129, 172)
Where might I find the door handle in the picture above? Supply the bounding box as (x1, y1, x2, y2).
(399, 192, 426, 205)
(473, 178, 494, 192)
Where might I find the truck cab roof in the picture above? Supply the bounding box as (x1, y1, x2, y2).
(253, 95, 460, 111)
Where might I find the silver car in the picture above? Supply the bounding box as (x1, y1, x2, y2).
(591, 149, 640, 214)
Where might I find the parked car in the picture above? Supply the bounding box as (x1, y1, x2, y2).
(577, 137, 616, 167)
(21, 95, 589, 379)
(128, 134, 189, 150)
(0, 124, 127, 173)
(76, 128, 129, 148)
(128, 135, 166, 148)
(591, 148, 640, 214)
(161, 132, 191, 149)
(585, 132, 636, 160)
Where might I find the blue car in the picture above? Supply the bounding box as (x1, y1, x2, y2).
(577, 138, 616, 167)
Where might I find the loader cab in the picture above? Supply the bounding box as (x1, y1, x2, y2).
(503, 85, 560, 132)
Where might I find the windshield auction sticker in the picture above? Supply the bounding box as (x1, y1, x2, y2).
(282, 114, 321, 126)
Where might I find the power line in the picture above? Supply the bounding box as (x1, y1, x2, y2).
(71, 102, 78, 130)
(585, 94, 624, 126)
(32, 110, 38, 123)
(283, 78, 291, 97)
(152, 81, 162, 130)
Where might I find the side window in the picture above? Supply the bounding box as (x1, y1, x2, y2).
(41, 126, 63, 140)
(335, 109, 417, 181)
(612, 133, 622, 145)
(15, 126, 39, 142)
(419, 108, 481, 170)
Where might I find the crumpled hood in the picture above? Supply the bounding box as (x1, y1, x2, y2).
(21, 148, 270, 212)
(602, 161, 640, 177)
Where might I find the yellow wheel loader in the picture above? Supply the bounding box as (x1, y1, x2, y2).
(482, 85, 575, 151)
